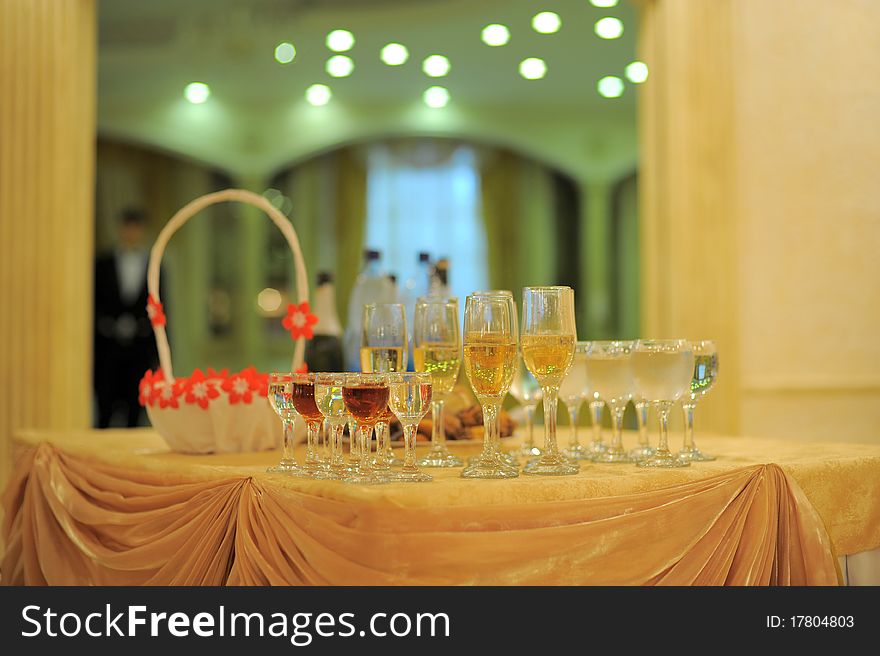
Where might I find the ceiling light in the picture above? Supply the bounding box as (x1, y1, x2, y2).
(326, 29, 355, 52)
(423, 86, 450, 108)
(595, 17, 624, 39)
(590, 0, 619, 7)
(597, 76, 625, 98)
(532, 12, 561, 34)
(625, 61, 649, 83)
(274, 42, 296, 64)
(326, 55, 354, 77)
(380, 43, 409, 66)
(422, 55, 451, 77)
(519, 58, 547, 80)
(305, 84, 332, 106)
(481, 24, 510, 47)
(184, 82, 210, 104)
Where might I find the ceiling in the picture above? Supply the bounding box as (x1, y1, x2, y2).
(97, 0, 640, 180)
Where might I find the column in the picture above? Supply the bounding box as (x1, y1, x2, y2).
(578, 179, 614, 339)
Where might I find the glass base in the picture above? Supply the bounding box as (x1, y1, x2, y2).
(637, 451, 690, 468)
(389, 457, 405, 467)
(517, 443, 542, 457)
(588, 440, 608, 456)
(523, 454, 579, 476)
(419, 447, 464, 468)
(629, 445, 655, 462)
(266, 461, 299, 474)
(343, 472, 385, 485)
(309, 468, 340, 480)
(392, 469, 434, 483)
(461, 457, 519, 479)
(679, 447, 716, 462)
(564, 444, 591, 460)
(593, 448, 632, 464)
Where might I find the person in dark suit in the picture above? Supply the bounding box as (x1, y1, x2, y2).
(93, 208, 160, 428)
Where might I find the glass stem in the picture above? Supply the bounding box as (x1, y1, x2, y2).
(281, 418, 295, 465)
(682, 401, 697, 450)
(636, 402, 650, 447)
(524, 405, 536, 448)
(610, 405, 625, 453)
(657, 402, 671, 455)
(348, 420, 359, 463)
(374, 421, 388, 465)
(430, 398, 446, 453)
(568, 407, 579, 449)
(357, 424, 373, 474)
(590, 400, 604, 445)
(331, 422, 346, 469)
(402, 424, 419, 473)
(306, 421, 321, 468)
(542, 388, 560, 457)
(480, 400, 500, 461)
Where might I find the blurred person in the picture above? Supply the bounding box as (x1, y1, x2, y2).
(93, 208, 160, 428)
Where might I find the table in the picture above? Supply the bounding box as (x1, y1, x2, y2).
(3, 429, 879, 585)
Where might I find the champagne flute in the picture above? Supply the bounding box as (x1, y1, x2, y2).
(586, 341, 635, 463)
(361, 303, 407, 472)
(633, 339, 694, 468)
(267, 372, 301, 474)
(388, 373, 434, 482)
(510, 357, 543, 457)
(291, 373, 336, 479)
(521, 286, 579, 476)
(560, 341, 590, 460)
(461, 294, 519, 478)
(629, 399, 655, 461)
(413, 297, 464, 468)
(315, 373, 352, 476)
(342, 373, 388, 484)
(679, 340, 719, 461)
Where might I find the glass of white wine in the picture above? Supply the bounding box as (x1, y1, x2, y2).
(361, 303, 407, 474)
(586, 341, 634, 463)
(413, 297, 464, 468)
(267, 372, 301, 474)
(521, 286, 579, 476)
(315, 373, 353, 477)
(560, 341, 590, 460)
(509, 357, 543, 457)
(633, 339, 694, 468)
(679, 340, 718, 462)
(461, 294, 519, 478)
(629, 398, 655, 462)
(388, 372, 434, 482)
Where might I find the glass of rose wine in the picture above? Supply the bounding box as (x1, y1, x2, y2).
(413, 297, 464, 468)
(586, 341, 635, 463)
(633, 339, 694, 468)
(521, 286, 579, 476)
(291, 373, 336, 479)
(388, 372, 434, 482)
(267, 372, 301, 474)
(342, 373, 389, 484)
(679, 340, 719, 462)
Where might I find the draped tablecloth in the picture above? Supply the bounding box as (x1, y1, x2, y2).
(3, 429, 879, 586)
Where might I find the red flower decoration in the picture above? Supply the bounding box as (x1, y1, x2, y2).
(295, 363, 308, 374)
(222, 372, 255, 405)
(147, 295, 166, 327)
(182, 368, 220, 410)
(282, 302, 318, 340)
(155, 377, 183, 409)
(139, 370, 155, 407)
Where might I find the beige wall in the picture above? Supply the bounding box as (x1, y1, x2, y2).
(641, 0, 880, 442)
(0, 0, 96, 485)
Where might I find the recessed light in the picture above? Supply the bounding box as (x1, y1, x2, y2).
(380, 43, 409, 66)
(274, 42, 295, 64)
(326, 55, 354, 77)
(326, 30, 355, 52)
(423, 86, 450, 108)
(625, 61, 649, 83)
(597, 76, 625, 98)
(519, 58, 547, 80)
(184, 82, 210, 104)
(532, 12, 561, 34)
(422, 55, 451, 77)
(595, 17, 624, 39)
(305, 84, 332, 106)
(481, 24, 510, 47)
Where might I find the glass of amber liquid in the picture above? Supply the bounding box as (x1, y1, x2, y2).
(521, 286, 579, 476)
(342, 373, 389, 485)
(291, 373, 336, 479)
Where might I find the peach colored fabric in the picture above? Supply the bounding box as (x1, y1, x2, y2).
(3, 429, 878, 585)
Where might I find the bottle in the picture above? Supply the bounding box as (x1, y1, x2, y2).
(343, 249, 395, 371)
(429, 257, 451, 298)
(304, 271, 344, 372)
(399, 252, 431, 372)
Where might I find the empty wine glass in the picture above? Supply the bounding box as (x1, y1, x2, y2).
(629, 399, 655, 462)
(291, 373, 336, 479)
(267, 372, 301, 474)
(361, 303, 408, 471)
(586, 341, 635, 463)
(521, 286, 579, 476)
(509, 357, 543, 457)
(560, 341, 590, 460)
(679, 340, 719, 462)
(632, 339, 694, 468)
(342, 373, 388, 484)
(413, 297, 464, 468)
(461, 294, 519, 478)
(315, 373, 352, 476)
(388, 372, 434, 482)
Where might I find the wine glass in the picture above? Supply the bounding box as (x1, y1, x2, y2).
(509, 357, 543, 457)
(521, 286, 579, 476)
(679, 340, 719, 461)
(291, 373, 336, 479)
(388, 372, 434, 482)
(361, 303, 408, 472)
(341, 373, 388, 484)
(586, 341, 635, 463)
(461, 294, 519, 478)
(267, 372, 301, 474)
(560, 341, 590, 460)
(632, 339, 694, 468)
(315, 373, 352, 476)
(413, 297, 464, 468)
(629, 399, 655, 461)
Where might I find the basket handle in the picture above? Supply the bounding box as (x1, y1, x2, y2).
(147, 189, 309, 383)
